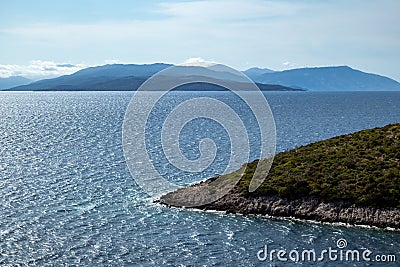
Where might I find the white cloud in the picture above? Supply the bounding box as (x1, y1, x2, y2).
(104, 59, 122, 64)
(0, 60, 87, 79)
(180, 57, 217, 67)
(282, 61, 300, 69)
(157, 0, 307, 21)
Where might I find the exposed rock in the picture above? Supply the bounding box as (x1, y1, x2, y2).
(160, 188, 400, 229)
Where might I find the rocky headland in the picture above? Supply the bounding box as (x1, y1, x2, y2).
(160, 124, 400, 229)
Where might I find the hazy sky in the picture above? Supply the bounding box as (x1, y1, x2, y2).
(0, 0, 399, 80)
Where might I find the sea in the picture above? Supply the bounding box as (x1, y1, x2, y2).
(0, 91, 399, 266)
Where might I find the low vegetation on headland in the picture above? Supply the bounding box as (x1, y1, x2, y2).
(160, 124, 400, 229)
(241, 123, 400, 208)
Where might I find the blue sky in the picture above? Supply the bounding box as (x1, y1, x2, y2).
(0, 0, 399, 80)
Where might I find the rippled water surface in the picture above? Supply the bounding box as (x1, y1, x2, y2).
(0, 91, 399, 266)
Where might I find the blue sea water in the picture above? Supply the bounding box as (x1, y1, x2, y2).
(0, 91, 399, 266)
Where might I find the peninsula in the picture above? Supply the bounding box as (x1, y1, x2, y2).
(160, 124, 400, 229)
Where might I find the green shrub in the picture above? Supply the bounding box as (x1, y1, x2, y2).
(232, 123, 400, 208)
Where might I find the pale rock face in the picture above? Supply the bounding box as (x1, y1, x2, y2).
(160, 189, 400, 229)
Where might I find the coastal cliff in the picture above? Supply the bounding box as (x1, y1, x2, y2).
(160, 124, 400, 229)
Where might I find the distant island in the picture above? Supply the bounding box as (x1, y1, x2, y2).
(160, 124, 400, 229)
(0, 76, 31, 90)
(243, 65, 400, 91)
(1, 64, 301, 92)
(2, 64, 400, 91)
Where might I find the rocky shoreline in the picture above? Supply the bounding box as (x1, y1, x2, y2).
(159, 187, 400, 230)
(160, 124, 400, 230)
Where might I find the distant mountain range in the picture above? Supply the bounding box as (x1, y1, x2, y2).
(245, 66, 400, 91)
(0, 76, 32, 90)
(4, 64, 300, 92)
(2, 64, 400, 92)
(4, 64, 171, 91)
(242, 67, 275, 80)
